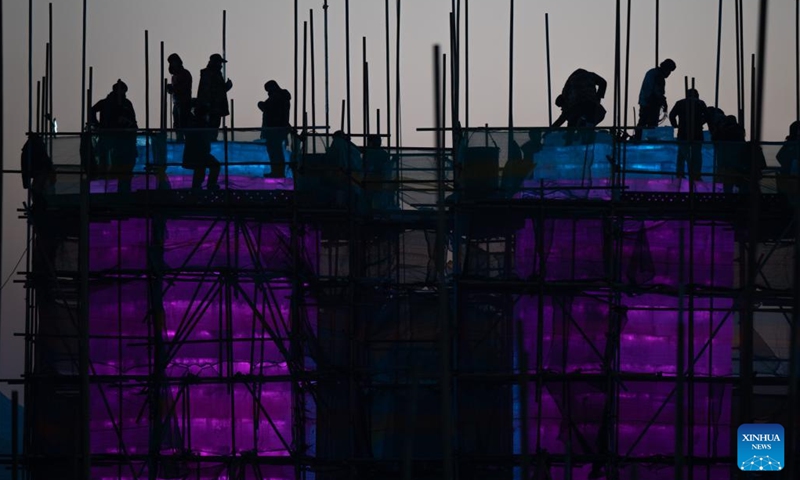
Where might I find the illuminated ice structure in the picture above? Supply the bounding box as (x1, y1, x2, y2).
(33, 133, 736, 479)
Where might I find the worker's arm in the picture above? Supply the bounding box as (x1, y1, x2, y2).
(593, 73, 607, 100)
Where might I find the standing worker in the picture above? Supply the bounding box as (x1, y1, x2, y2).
(166, 53, 193, 142)
(258, 80, 292, 178)
(197, 53, 232, 141)
(632, 59, 676, 142)
(669, 88, 707, 181)
(90, 79, 138, 193)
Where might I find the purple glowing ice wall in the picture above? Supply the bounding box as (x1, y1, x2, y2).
(514, 219, 735, 479)
(87, 217, 317, 479)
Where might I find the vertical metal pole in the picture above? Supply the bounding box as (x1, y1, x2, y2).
(449, 12, 458, 139)
(160, 41, 165, 130)
(624, 0, 631, 129)
(737, 0, 745, 126)
(81, 0, 87, 127)
(36, 81, 41, 134)
(230, 99, 235, 140)
(433, 44, 453, 480)
(753, 2, 768, 428)
(48, 2, 53, 140)
(303, 21, 308, 136)
(676, 229, 686, 480)
(145, 31, 150, 132)
(11, 390, 18, 480)
(395, 0, 402, 147)
(28, 0, 33, 134)
(293, 1, 298, 130)
(79, 76, 92, 480)
(324, 0, 330, 134)
(345, 0, 352, 134)
(465, 0, 470, 130)
(44, 44, 49, 135)
(508, 0, 514, 129)
(734, 0, 742, 123)
(341, 98, 346, 132)
(715, 0, 723, 107)
(385, 0, 392, 150)
(796, 0, 799, 119)
(655, 0, 659, 66)
(41, 75, 46, 132)
(310, 9, 317, 142)
(363, 36, 368, 137)
(545, 13, 552, 125)
(518, 319, 529, 480)
(222, 10, 227, 132)
(0, 2, 3, 384)
(453, 0, 460, 129)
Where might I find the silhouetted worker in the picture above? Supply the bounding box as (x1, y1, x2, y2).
(502, 130, 542, 197)
(196, 53, 232, 141)
(632, 58, 676, 142)
(257, 80, 292, 178)
(21, 133, 55, 210)
(166, 53, 192, 142)
(362, 134, 396, 210)
(705, 106, 727, 141)
(776, 120, 800, 177)
(669, 88, 707, 180)
(325, 130, 363, 207)
(182, 100, 220, 191)
(714, 115, 765, 193)
(552, 69, 607, 145)
(90, 79, 138, 193)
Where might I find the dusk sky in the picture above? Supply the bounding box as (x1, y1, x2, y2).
(0, 0, 792, 394)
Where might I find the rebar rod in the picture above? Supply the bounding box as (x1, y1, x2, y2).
(508, 0, 514, 130)
(385, 0, 391, 150)
(433, 44, 453, 480)
(715, 0, 723, 107)
(345, 0, 352, 134)
(545, 13, 552, 125)
(655, 0, 660, 66)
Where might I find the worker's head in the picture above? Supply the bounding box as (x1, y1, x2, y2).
(367, 134, 382, 148)
(660, 58, 676, 77)
(167, 53, 183, 65)
(208, 53, 227, 67)
(687, 88, 699, 99)
(265, 80, 280, 95)
(112, 79, 128, 95)
(789, 120, 800, 138)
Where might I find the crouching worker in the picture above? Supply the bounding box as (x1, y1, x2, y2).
(182, 101, 220, 191)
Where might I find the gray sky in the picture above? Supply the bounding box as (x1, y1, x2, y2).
(0, 0, 793, 394)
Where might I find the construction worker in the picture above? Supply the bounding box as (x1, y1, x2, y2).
(669, 88, 707, 180)
(90, 79, 138, 193)
(258, 80, 292, 178)
(552, 69, 607, 145)
(196, 53, 232, 141)
(632, 58, 676, 142)
(166, 53, 193, 141)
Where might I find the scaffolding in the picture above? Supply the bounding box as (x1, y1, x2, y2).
(7, 121, 796, 480)
(2, 1, 799, 480)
